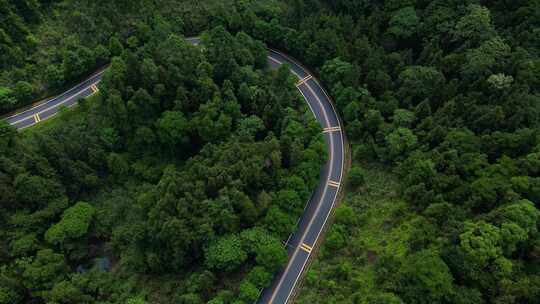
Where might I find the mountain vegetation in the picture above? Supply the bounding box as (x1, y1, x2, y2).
(257, 1, 539, 303)
(1, 0, 539, 304)
(0, 14, 324, 304)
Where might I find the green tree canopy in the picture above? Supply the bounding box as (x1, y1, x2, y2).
(205, 235, 248, 272)
(394, 250, 454, 304)
(45, 202, 95, 245)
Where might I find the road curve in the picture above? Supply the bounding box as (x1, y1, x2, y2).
(3, 38, 345, 304)
(260, 49, 344, 304)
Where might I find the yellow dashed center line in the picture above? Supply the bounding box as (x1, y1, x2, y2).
(328, 180, 340, 188)
(300, 243, 313, 253)
(296, 75, 312, 87)
(323, 126, 341, 133)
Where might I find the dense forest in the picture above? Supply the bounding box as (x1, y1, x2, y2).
(262, 1, 539, 304)
(0, 0, 283, 114)
(1, 0, 540, 304)
(0, 6, 326, 303)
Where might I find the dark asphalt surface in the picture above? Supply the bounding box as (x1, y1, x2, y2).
(3, 38, 345, 304)
(262, 49, 344, 304)
(5, 70, 105, 129)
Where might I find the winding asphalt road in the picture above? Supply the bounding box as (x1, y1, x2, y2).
(3, 38, 345, 304)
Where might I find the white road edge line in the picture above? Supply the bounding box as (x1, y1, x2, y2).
(8, 81, 100, 125)
(281, 80, 342, 304)
(6, 70, 106, 120)
(7, 47, 345, 304)
(268, 55, 317, 120)
(267, 54, 343, 304)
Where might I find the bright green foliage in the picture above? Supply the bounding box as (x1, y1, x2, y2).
(205, 235, 247, 272)
(240, 227, 287, 272)
(487, 73, 514, 90)
(394, 250, 454, 304)
(460, 221, 502, 266)
(45, 202, 95, 245)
